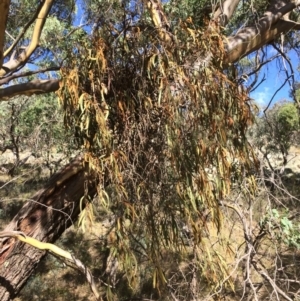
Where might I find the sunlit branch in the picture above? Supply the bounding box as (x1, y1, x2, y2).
(225, 0, 300, 64)
(5, 30, 15, 42)
(3, 1, 44, 60)
(213, 0, 241, 26)
(0, 231, 101, 301)
(0, 0, 55, 77)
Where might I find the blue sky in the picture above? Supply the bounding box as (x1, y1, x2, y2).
(250, 48, 299, 109)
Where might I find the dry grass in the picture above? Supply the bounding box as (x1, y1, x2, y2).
(2, 149, 300, 301)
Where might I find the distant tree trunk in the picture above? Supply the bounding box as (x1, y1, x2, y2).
(0, 156, 97, 301)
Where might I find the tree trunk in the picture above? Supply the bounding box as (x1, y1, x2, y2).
(0, 156, 97, 301)
(0, 0, 10, 67)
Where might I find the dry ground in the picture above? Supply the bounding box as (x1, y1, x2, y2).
(1, 148, 300, 301)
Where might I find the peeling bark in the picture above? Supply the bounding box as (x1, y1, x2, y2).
(0, 156, 97, 301)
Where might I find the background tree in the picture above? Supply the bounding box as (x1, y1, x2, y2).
(0, 94, 75, 177)
(251, 101, 299, 164)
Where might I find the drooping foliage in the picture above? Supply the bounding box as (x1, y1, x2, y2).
(4, 0, 300, 300)
(57, 0, 257, 294)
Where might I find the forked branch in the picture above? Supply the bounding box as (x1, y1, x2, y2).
(0, 0, 55, 77)
(3, 1, 45, 59)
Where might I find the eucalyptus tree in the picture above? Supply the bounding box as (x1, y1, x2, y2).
(1, 1, 300, 300)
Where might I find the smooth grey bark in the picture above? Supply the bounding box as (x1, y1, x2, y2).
(213, 0, 240, 26)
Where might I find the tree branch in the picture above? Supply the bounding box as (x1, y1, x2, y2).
(253, 262, 293, 301)
(3, 0, 45, 59)
(225, 1, 300, 63)
(272, 42, 297, 105)
(213, 0, 241, 26)
(0, 66, 60, 86)
(0, 79, 60, 100)
(226, 18, 299, 64)
(263, 75, 292, 113)
(0, 0, 55, 77)
(245, 53, 280, 92)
